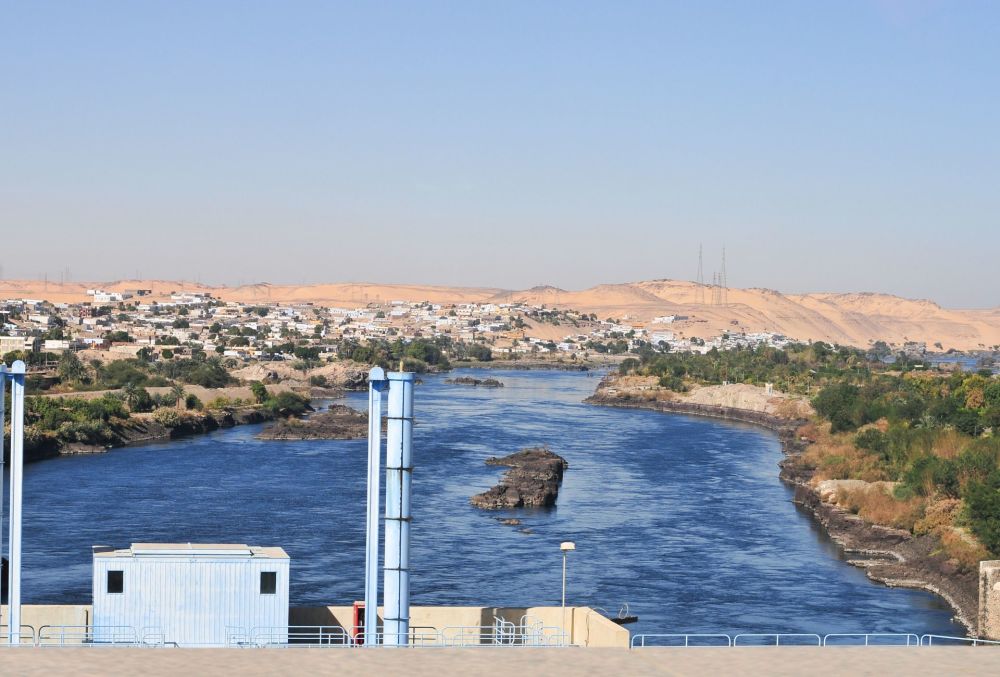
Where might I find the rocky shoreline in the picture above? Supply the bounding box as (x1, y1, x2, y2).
(23, 407, 277, 463)
(585, 386, 979, 634)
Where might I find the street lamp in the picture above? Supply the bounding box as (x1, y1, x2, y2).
(560, 541, 575, 643)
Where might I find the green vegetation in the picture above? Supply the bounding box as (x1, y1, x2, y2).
(25, 394, 129, 446)
(619, 341, 891, 394)
(337, 338, 452, 373)
(618, 342, 1000, 561)
(262, 391, 311, 417)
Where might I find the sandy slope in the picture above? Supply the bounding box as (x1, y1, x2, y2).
(3, 278, 997, 350)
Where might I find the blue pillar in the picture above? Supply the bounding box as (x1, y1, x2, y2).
(6, 360, 26, 644)
(383, 371, 413, 646)
(364, 367, 387, 645)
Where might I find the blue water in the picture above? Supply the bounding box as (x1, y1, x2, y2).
(6, 369, 961, 635)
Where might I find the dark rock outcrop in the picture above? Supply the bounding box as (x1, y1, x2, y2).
(471, 447, 568, 509)
(445, 376, 504, 388)
(256, 404, 369, 440)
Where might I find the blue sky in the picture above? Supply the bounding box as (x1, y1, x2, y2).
(1, 1, 997, 307)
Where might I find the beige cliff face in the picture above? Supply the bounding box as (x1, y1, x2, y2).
(2, 277, 997, 351)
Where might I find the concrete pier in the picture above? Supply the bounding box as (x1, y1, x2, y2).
(980, 560, 1000, 640)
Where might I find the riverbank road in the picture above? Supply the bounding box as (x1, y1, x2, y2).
(2, 647, 1000, 676)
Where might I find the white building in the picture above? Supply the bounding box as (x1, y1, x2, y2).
(92, 543, 289, 647)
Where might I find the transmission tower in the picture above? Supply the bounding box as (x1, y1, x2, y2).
(721, 247, 728, 306)
(696, 244, 705, 304)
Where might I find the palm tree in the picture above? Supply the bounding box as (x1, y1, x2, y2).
(122, 382, 140, 411)
(170, 384, 186, 410)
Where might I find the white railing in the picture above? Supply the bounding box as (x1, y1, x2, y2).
(631, 634, 733, 648)
(823, 633, 920, 646)
(0, 625, 36, 646)
(733, 633, 822, 646)
(252, 625, 350, 647)
(37, 625, 137, 647)
(920, 634, 1000, 647)
(632, 631, 1000, 649)
(440, 625, 568, 647)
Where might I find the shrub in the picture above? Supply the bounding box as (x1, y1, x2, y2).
(206, 397, 235, 410)
(264, 391, 311, 417)
(904, 456, 959, 498)
(965, 470, 1000, 555)
(855, 429, 888, 458)
(836, 483, 924, 531)
(153, 408, 182, 427)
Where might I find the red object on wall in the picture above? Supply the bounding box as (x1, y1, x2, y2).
(352, 601, 365, 645)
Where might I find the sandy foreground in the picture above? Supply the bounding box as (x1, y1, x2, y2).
(3, 278, 998, 350)
(1, 647, 999, 677)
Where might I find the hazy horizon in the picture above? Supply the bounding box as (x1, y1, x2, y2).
(2, 2, 998, 307)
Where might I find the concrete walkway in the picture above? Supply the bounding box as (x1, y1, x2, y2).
(2, 647, 1000, 676)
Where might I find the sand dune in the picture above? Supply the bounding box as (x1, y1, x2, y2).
(2, 278, 997, 351)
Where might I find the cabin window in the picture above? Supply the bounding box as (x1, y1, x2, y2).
(260, 571, 277, 595)
(107, 570, 124, 594)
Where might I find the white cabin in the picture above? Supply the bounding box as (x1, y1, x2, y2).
(92, 543, 289, 646)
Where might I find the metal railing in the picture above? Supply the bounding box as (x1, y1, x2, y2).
(920, 634, 1000, 647)
(37, 625, 138, 647)
(631, 634, 733, 648)
(140, 627, 166, 647)
(734, 633, 822, 646)
(0, 625, 37, 646)
(440, 625, 568, 647)
(823, 633, 920, 646)
(251, 626, 350, 647)
(632, 632, 1000, 649)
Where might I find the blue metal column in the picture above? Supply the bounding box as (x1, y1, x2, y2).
(6, 360, 26, 644)
(364, 367, 387, 645)
(383, 371, 413, 646)
(0, 364, 6, 635)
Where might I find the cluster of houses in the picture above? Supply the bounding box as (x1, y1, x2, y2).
(0, 290, 795, 365)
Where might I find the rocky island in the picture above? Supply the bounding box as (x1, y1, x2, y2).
(470, 447, 568, 509)
(446, 376, 504, 387)
(256, 404, 369, 440)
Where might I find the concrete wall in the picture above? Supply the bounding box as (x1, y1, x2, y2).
(5, 604, 628, 647)
(289, 605, 629, 648)
(1, 605, 91, 644)
(980, 560, 1000, 640)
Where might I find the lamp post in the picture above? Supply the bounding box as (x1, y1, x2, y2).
(560, 541, 575, 644)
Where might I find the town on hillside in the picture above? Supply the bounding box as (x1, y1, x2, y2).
(5, 287, 991, 377)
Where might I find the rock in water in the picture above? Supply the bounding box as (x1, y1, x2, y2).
(470, 447, 568, 509)
(256, 404, 369, 440)
(445, 376, 504, 387)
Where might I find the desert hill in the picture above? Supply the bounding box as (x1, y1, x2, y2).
(1, 278, 997, 351)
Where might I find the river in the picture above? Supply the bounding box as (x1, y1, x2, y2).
(6, 369, 961, 636)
